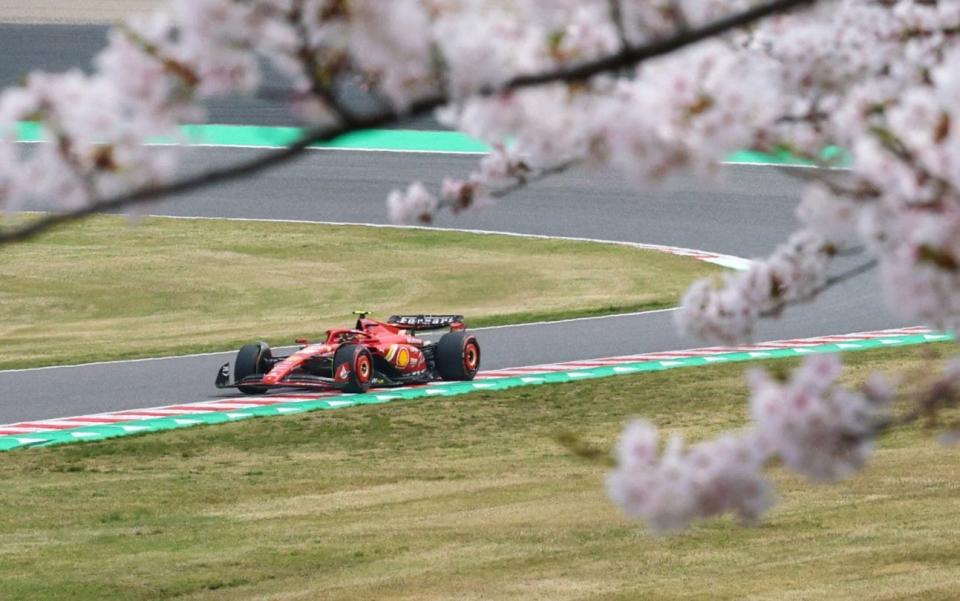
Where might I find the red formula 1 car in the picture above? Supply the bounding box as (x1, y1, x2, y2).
(215, 312, 480, 394)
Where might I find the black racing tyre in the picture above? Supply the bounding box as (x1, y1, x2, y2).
(436, 331, 480, 381)
(235, 341, 272, 394)
(333, 344, 374, 394)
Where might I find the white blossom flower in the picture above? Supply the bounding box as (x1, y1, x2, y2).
(796, 183, 861, 248)
(676, 230, 830, 344)
(608, 420, 773, 534)
(386, 181, 439, 224)
(748, 355, 890, 482)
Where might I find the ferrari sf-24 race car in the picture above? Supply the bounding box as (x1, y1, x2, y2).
(215, 312, 481, 394)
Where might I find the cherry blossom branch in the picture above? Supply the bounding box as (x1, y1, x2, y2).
(388, 154, 582, 224)
(0, 0, 817, 246)
(609, 343, 960, 533)
(676, 232, 873, 345)
(777, 165, 883, 204)
(0, 118, 340, 244)
(865, 359, 960, 440)
(758, 256, 878, 318)
(567, 342, 955, 467)
(502, 0, 814, 90)
(288, 0, 360, 125)
(488, 158, 580, 200)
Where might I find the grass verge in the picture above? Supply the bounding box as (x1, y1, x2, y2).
(0, 215, 718, 370)
(1, 344, 958, 600)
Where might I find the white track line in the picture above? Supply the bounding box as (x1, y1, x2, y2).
(0, 349, 237, 374)
(151, 214, 753, 271)
(471, 307, 679, 331)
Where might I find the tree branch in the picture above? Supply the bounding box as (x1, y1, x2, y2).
(776, 164, 884, 203)
(488, 158, 581, 200)
(0, 0, 817, 246)
(760, 257, 878, 318)
(502, 0, 813, 90)
(434, 156, 581, 215)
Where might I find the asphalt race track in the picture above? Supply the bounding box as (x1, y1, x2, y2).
(0, 26, 906, 424)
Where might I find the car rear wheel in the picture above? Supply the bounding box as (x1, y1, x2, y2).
(436, 331, 480, 381)
(333, 344, 374, 393)
(235, 342, 272, 394)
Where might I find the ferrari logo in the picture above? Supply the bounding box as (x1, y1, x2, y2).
(385, 345, 411, 368)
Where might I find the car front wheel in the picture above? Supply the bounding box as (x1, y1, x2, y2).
(234, 341, 272, 394)
(333, 344, 374, 393)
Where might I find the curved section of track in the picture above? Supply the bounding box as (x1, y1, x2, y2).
(0, 27, 905, 424)
(0, 150, 903, 424)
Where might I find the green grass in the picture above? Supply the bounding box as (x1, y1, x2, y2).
(0, 215, 719, 370)
(1, 344, 958, 600)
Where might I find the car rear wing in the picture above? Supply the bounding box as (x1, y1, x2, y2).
(388, 314, 465, 331)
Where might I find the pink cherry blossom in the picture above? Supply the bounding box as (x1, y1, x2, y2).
(747, 354, 891, 482)
(608, 420, 773, 534)
(676, 230, 830, 344)
(387, 181, 439, 224)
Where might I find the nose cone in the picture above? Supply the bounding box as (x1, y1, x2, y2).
(262, 367, 282, 385)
